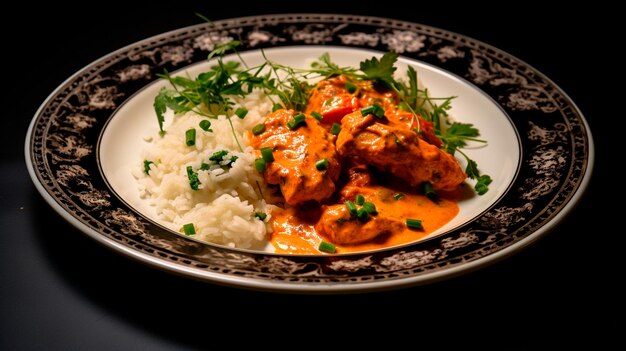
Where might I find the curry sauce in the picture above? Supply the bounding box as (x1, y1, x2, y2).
(249, 74, 467, 254)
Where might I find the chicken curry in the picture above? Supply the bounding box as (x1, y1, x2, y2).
(250, 74, 468, 254)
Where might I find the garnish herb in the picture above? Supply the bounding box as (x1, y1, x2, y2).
(406, 218, 423, 230)
(345, 200, 358, 216)
(329, 123, 342, 135)
(345, 81, 357, 94)
(182, 223, 196, 236)
(361, 104, 385, 118)
(234, 107, 248, 119)
(143, 160, 154, 175)
(252, 123, 266, 135)
(311, 111, 323, 121)
(255, 211, 267, 220)
(186, 166, 200, 190)
(355, 194, 365, 206)
(421, 182, 438, 202)
(315, 158, 329, 171)
(255, 158, 266, 173)
(199, 119, 213, 132)
(185, 128, 196, 146)
(272, 103, 283, 112)
(287, 113, 306, 130)
(362, 202, 377, 215)
(209, 150, 229, 162)
(356, 208, 369, 222)
(260, 147, 274, 163)
(319, 241, 336, 253)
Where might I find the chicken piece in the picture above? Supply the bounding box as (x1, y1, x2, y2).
(385, 109, 442, 148)
(315, 204, 404, 245)
(338, 163, 373, 201)
(249, 109, 340, 205)
(336, 111, 466, 191)
(306, 75, 360, 125)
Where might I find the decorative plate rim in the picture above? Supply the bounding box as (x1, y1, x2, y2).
(25, 13, 594, 293)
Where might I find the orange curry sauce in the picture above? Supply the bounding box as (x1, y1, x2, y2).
(271, 187, 460, 254)
(249, 74, 466, 255)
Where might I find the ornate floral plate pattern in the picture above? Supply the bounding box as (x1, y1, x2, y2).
(26, 14, 593, 292)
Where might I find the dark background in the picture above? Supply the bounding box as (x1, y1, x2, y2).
(1, 3, 614, 349)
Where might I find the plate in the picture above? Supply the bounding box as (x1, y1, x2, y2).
(25, 14, 593, 292)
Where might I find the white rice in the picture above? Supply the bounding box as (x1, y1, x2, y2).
(133, 89, 279, 249)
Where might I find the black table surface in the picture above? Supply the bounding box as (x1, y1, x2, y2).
(2, 4, 615, 349)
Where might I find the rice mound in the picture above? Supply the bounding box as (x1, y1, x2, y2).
(133, 90, 277, 249)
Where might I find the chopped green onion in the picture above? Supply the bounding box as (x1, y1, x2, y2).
(186, 166, 200, 190)
(255, 211, 267, 220)
(356, 208, 369, 222)
(311, 111, 323, 121)
(199, 162, 210, 170)
(355, 194, 365, 206)
(252, 123, 266, 135)
(361, 104, 385, 118)
(393, 193, 405, 201)
(345, 200, 357, 216)
(319, 241, 336, 253)
(422, 182, 438, 201)
(345, 81, 357, 94)
(406, 218, 423, 229)
(185, 128, 196, 146)
(143, 160, 154, 175)
(209, 150, 228, 162)
(272, 103, 283, 112)
(287, 113, 307, 130)
(293, 113, 306, 123)
(199, 120, 212, 132)
(315, 158, 329, 171)
(182, 223, 196, 236)
(255, 158, 266, 172)
(330, 123, 342, 135)
(235, 107, 248, 119)
(362, 202, 377, 215)
(260, 147, 274, 163)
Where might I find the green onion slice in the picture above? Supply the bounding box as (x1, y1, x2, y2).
(362, 202, 377, 215)
(185, 128, 196, 146)
(182, 223, 196, 236)
(345, 200, 357, 216)
(235, 107, 248, 119)
(199, 120, 212, 132)
(311, 111, 323, 121)
(315, 158, 329, 171)
(255, 158, 266, 173)
(260, 147, 274, 163)
(406, 218, 423, 229)
(319, 241, 336, 253)
(252, 124, 265, 135)
(330, 123, 342, 135)
(255, 212, 267, 220)
(422, 182, 438, 201)
(345, 81, 357, 94)
(355, 194, 365, 206)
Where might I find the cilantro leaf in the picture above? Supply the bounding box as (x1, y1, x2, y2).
(465, 158, 479, 179)
(154, 88, 190, 134)
(439, 122, 481, 154)
(475, 175, 493, 195)
(360, 52, 398, 87)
